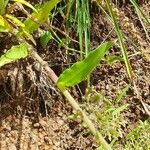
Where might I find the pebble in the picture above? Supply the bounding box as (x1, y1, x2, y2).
(33, 123, 40, 128)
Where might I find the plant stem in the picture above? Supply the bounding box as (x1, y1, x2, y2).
(62, 89, 112, 150)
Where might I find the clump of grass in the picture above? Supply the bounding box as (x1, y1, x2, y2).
(77, 0, 90, 59)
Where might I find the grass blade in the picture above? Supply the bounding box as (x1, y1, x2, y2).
(130, 0, 150, 40)
(105, 0, 134, 80)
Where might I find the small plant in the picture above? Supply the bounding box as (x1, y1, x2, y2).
(57, 41, 113, 90)
(125, 119, 150, 150)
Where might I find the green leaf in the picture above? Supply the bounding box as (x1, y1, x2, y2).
(112, 104, 129, 117)
(12, 0, 37, 12)
(106, 55, 123, 64)
(0, 15, 12, 32)
(0, 0, 5, 15)
(40, 31, 53, 47)
(6, 14, 25, 27)
(57, 41, 113, 89)
(115, 85, 130, 102)
(20, 0, 60, 34)
(0, 43, 28, 68)
(22, 29, 36, 45)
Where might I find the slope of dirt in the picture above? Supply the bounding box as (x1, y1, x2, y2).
(0, 1, 150, 150)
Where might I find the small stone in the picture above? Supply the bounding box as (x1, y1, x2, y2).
(33, 123, 40, 128)
(39, 120, 47, 126)
(3, 126, 11, 131)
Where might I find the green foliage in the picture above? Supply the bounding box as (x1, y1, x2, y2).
(0, 0, 62, 66)
(111, 104, 129, 117)
(77, 0, 90, 59)
(130, 0, 150, 26)
(130, 0, 150, 40)
(80, 89, 129, 144)
(40, 31, 53, 47)
(106, 55, 123, 64)
(115, 85, 130, 102)
(6, 14, 25, 27)
(20, 0, 61, 34)
(95, 102, 128, 141)
(57, 41, 113, 89)
(0, 44, 28, 68)
(13, 0, 37, 12)
(0, 1, 149, 149)
(0, 15, 12, 32)
(125, 120, 150, 150)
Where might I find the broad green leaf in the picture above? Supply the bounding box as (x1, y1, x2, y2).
(6, 14, 25, 27)
(57, 41, 113, 89)
(40, 31, 53, 47)
(12, 0, 37, 12)
(0, 43, 28, 68)
(5, 0, 9, 6)
(19, 0, 60, 34)
(0, 15, 5, 26)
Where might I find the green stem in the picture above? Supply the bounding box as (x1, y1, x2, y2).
(130, 0, 150, 40)
(62, 89, 112, 150)
(130, 0, 150, 26)
(105, 0, 134, 80)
